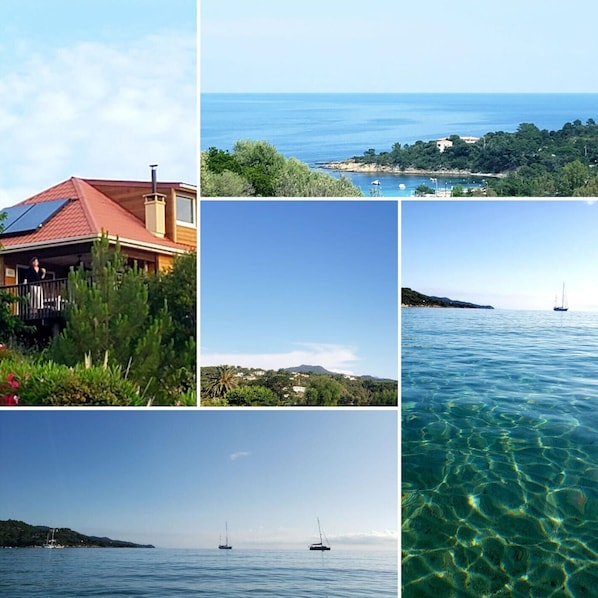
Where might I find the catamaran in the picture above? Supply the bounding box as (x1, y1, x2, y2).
(218, 521, 232, 549)
(309, 517, 331, 551)
(554, 283, 568, 312)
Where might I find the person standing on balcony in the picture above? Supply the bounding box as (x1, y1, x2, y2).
(23, 257, 46, 315)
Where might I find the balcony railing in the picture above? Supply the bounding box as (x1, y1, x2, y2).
(0, 278, 69, 322)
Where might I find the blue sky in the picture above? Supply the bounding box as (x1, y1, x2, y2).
(0, 410, 397, 551)
(201, 200, 398, 379)
(0, 0, 195, 208)
(201, 0, 598, 93)
(402, 200, 598, 311)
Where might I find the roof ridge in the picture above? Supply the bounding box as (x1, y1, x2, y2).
(71, 177, 100, 232)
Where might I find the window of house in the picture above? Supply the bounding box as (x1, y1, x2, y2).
(176, 194, 195, 226)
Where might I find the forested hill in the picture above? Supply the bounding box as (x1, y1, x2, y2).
(201, 365, 398, 406)
(402, 288, 494, 309)
(0, 520, 155, 548)
(353, 119, 598, 196)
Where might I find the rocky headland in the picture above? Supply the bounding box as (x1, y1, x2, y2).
(0, 520, 155, 548)
(402, 288, 494, 309)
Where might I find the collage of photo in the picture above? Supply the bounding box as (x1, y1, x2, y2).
(2, 0, 598, 596)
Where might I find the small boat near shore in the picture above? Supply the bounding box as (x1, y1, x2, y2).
(43, 528, 64, 549)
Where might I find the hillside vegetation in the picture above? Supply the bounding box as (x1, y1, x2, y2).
(201, 140, 362, 197)
(402, 288, 494, 309)
(355, 120, 598, 196)
(201, 365, 397, 406)
(0, 520, 154, 548)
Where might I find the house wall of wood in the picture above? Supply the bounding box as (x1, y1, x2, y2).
(86, 182, 197, 248)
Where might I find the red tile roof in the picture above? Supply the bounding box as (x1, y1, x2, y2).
(1, 177, 190, 252)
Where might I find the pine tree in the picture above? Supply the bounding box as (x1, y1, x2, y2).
(48, 233, 171, 391)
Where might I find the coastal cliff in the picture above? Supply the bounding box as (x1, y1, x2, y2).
(402, 288, 494, 309)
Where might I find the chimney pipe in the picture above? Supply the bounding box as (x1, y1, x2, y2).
(144, 164, 166, 238)
(150, 164, 158, 195)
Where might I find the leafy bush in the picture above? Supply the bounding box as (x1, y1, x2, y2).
(303, 375, 345, 406)
(202, 141, 363, 197)
(224, 385, 279, 406)
(0, 292, 35, 344)
(0, 357, 144, 406)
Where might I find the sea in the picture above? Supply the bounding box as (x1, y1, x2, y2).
(200, 93, 598, 196)
(0, 547, 397, 597)
(402, 308, 598, 597)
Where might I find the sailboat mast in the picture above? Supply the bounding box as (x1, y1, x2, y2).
(317, 517, 323, 544)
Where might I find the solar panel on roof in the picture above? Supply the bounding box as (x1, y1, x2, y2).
(0, 204, 35, 233)
(0, 198, 71, 237)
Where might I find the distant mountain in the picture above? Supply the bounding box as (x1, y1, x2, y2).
(359, 374, 398, 383)
(285, 365, 396, 383)
(0, 520, 155, 548)
(285, 364, 337, 375)
(402, 288, 494, 309)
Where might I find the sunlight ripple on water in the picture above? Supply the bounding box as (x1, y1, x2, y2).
(402, 308, 598, 597)
(0, 548, 397, 597)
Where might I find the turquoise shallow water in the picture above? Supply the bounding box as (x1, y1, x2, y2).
(402, 309, 598, 597)
(0, 548, 397, 597)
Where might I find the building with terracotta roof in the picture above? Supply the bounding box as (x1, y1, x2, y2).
(0, 171, 196, 324)
(1, 172, 196, 285)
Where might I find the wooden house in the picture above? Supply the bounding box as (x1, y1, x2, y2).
(0, 170, 196, 326)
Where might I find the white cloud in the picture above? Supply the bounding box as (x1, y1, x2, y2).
(201, 343, 360, 374)
(331, 529, 398, 547)
(0, 33, 195, 208)
(229, 451, 251, 461)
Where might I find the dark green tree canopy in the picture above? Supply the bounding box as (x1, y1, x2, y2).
(354, 119, 598, 196)
(201, 140, 362, 197)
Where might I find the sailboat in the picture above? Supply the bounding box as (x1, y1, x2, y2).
(309, 517, 331, 551)
(218, 521, 232, 549)
(553, 283, 568, 312)
(43, 528, 64, 549)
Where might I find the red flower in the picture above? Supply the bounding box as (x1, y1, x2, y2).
(6, 373, 19, 390)
(0, 394, 19, 406)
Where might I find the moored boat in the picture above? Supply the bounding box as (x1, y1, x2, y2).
(43, 528, 64, 549)
(218, 521, 232, 549)
(553, 283, 568, 311)
(309, 517, 331, 551)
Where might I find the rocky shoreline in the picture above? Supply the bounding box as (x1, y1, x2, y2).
(321, 160, 505, 179)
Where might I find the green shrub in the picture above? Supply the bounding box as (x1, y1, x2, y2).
(0, 358, 144, 406)
(224, 385, 279, 406)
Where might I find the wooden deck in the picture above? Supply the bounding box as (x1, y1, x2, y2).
(0, 278, 68, 325)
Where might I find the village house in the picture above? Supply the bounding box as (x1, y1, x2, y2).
(436, 136, 480, 152)
(0, 168, 196, 326)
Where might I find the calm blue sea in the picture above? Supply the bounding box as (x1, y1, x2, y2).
(402, 308, 598, 597)
(201, 93, 598, 195)
(0, 548, 397, 597)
